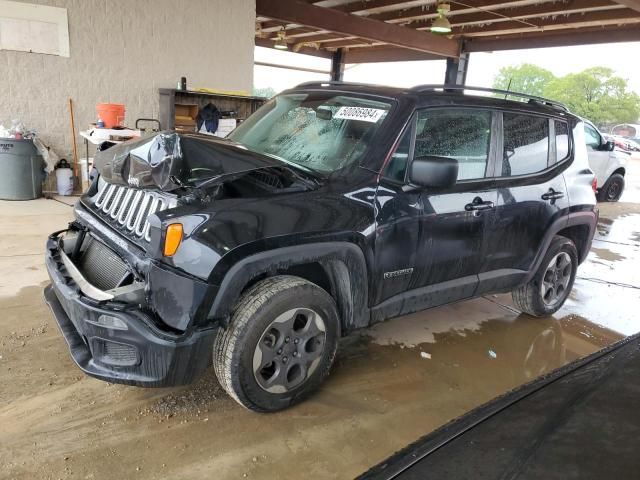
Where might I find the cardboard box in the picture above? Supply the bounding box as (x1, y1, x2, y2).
(175, 104, 198, 129)
(175, 104, 198, 119)
(175, 116, 196, 127)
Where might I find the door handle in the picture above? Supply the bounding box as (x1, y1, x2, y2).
(541, 189, 565, 201)
(465, 197, 495, 212)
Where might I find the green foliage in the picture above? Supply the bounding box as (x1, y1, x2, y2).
(492, 64, 640, 125)
(493, 63, 554, 97)
(253, 87, 277, 98)
(545, 67, 640, 125)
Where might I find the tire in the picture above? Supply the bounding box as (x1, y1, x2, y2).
(512, 236, 578, 317)
(597, 173, 625, 202)
(213, 275, 340, 412)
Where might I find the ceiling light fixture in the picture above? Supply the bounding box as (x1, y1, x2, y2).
(431, 3, 452, 34)
(274, 28, 288, 50)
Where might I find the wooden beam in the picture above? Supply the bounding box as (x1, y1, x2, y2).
(453, 9, 639, 36)
(256, 0, 459, 57)
(309, 8, 638, 48)
(273, 0, 622, 44)
(255, 36, 333, 58)
(343, 46, 443, 63)
(463, 25, 640, 52)
(364, 0, 555, 24)
(254, 61, 330, 74)
(610, 0, 640, 13)
(415, 0, 624, 28)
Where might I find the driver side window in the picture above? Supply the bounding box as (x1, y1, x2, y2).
(414, 109, 492, 181)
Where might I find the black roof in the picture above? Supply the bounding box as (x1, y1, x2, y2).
(287, 81, 572, 117)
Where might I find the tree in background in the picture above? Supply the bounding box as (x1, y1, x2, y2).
(253, 87, 277, 98)
(492, 64, 640, 126)
(545, 67, 640, 125)
(493, 63, 554, 98)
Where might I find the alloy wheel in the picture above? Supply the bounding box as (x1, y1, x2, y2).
(253, 308, 326, 393)
(540, 252, 572, 308)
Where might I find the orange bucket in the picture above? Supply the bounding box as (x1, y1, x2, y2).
(96, 103, 125, 128)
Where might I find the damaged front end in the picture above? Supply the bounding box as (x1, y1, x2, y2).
(44, 223, 216, 386)
(94, 130, 283, 192)
(44, 132, 318, 387)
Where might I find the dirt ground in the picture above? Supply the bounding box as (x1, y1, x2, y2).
(1, 158, 639, 480)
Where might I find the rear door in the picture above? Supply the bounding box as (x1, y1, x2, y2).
(478, 111, 570, 294)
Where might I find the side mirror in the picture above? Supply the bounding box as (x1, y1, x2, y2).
(603, 140, 616, 151)
(408, 155, 458, 189)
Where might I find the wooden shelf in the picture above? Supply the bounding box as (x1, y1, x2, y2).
(158, 88, 267, 132)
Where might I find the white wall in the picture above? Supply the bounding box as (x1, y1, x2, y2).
(0, 0, 255, 157)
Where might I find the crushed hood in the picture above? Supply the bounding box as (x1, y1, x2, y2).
(94, 132, 281, 191)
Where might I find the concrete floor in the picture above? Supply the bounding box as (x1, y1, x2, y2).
(1, 158, 639, 479)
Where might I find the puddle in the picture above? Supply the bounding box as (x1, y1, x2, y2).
(596, 211, 640, 245)
(591, 246, 626, 262)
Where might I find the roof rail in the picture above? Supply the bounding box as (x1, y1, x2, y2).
(293, 80, 383, 89)
(409, 84, 568, 111)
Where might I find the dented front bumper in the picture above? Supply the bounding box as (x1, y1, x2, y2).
(44, 232, 217, 387)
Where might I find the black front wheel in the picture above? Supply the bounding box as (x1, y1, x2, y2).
(597, 173, 625, 202)
(213, 276, 340, 412)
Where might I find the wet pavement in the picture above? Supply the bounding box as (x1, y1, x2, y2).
(1, 158, 639, 479)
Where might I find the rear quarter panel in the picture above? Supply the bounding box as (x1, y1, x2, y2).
(565, 121, 597, 211)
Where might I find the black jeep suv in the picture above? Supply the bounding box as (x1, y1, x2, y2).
(44, 83, 597, 412)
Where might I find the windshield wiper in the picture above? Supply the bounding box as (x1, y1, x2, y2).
(281, 165, 321, 187)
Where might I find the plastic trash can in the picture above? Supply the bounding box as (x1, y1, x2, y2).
(0, 138, 46, 200)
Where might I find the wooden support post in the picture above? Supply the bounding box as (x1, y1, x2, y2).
(331, 49, 345, 82)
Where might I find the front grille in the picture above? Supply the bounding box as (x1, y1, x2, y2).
(92, 178, 177, 242)
(77, 237, 130, 290)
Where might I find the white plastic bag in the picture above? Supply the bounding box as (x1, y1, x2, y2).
(32, 136, 60, 173)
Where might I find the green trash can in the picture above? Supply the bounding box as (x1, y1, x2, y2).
(0, 138, 46, 200)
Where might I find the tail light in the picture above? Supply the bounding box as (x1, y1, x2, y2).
(591, 177, 598, 193)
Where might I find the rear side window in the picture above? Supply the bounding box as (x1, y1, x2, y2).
(502, 113, 549, 176)
(414, 109, 491, 181)
(555, 120, 569, 162)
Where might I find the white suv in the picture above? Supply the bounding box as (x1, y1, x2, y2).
(584, 120, 628, 202)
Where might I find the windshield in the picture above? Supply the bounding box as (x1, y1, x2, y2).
(228, 93, 392, 174)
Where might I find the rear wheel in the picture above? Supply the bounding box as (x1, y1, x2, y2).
(512, 236, 578, 317)
(597, 173, 625, 202)
(213, 275, 339, 412)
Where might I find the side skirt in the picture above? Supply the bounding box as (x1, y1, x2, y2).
(370, 275, 478, 324)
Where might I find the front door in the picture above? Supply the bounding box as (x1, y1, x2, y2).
(411, 108, 497, 295)
(373, 108, 498, 318)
